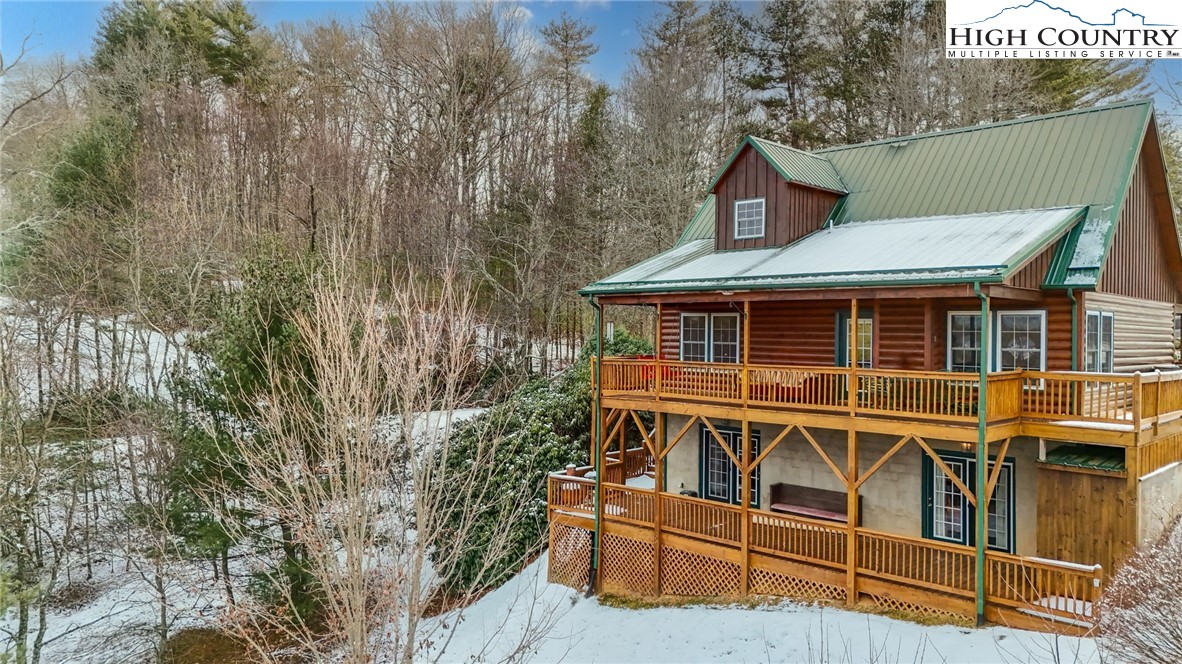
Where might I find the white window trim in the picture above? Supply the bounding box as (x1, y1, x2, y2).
(679, 312, 709, 362)
(733, 197, 766, 240)
(678, 312, 741, 363)
(710, 312, 741, 364)
(945, 310, 1048, 372)
(946, 311, 986, 372)
(995, 310, 1048, 372)
(1085, 310, 1115, 373)
(985, 459, 1016, 554)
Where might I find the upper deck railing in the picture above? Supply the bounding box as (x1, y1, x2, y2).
(593, 356, 1182, 432)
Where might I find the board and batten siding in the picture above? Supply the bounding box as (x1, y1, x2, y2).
(713, 145, 840, 251)
(1098, 142, 1182, 303)
(1083, 291, 1175, 372)
(1036, 463, 1132, 580)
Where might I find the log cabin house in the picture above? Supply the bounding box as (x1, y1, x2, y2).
(546, 100, 1182, 634)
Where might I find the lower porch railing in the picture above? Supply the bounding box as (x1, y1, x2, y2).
(548, 476, 1102, 631)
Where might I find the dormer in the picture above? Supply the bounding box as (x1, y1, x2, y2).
(710, 136, 847, 251)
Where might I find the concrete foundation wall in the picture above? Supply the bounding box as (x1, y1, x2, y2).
(1139, 462, 1182, 544)
(663, 414, 1040, 555)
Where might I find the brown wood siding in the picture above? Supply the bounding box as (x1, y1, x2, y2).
(932, 294, 1073, 371)
(1098, 146, 1182, 303)
(1006, 245, 1055, 289)
(1083, 291, 1175, 372)
(658, 293, 1073, 370)
(875, 299, 928, 370)
(713, 146, 839, 251)
(1036, 464, 1132, 579)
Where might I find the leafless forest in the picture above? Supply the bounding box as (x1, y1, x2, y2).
(0, 0, 1176, 662)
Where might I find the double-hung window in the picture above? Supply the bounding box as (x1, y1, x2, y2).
(997, 311, 1046, 372)
(948, 313, 983, 373)
(1085, 311, 1115, 373)
(680, 313, 741, 363)
(946, 310, 1047, 372)
(734, 198, 766, 240)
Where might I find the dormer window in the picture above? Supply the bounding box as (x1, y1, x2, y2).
(734, 198, 765, 239)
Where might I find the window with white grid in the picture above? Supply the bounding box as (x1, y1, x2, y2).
(997, 311, 1045, 371)
(734, 198, 765, 239)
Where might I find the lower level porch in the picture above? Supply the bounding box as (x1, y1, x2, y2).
(548, 466, 1102, 634)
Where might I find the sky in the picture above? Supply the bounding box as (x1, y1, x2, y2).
(1, 0, 1180, 108)
(0, 0, 658, 85)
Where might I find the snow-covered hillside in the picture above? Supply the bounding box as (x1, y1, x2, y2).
(432, 558, 1101, 664)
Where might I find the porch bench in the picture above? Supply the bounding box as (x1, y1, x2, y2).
(768, 483, 860, 525)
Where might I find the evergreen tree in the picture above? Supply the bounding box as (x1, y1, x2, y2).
(743, 0, 824, 148)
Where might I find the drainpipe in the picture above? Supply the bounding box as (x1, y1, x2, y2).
(1067, 288, 1079, 371)
(587, 294, 603, 595)
(973, 282, 989, 626)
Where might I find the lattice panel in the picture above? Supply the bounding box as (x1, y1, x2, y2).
(864, 592, 968, 624)
(600, 533, 656, 596)
(750, 565, 846, 603)
(549, 522, 592, 590)
(661, 547, 741, 597)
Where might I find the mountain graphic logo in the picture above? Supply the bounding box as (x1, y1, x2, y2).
(961, 1, 1168, 27)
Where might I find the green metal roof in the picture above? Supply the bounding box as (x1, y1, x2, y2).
(583, 207, 1084, 296)
(675, 194, 716, 244)
(707, 136, 848, 195)
(674, 100, 1158, 290)
(1041, 444, 1126, 473)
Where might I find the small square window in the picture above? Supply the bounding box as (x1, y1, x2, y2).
(734, 199, 765, 239)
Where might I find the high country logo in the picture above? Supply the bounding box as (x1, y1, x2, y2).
(946, 0, 1182, 59)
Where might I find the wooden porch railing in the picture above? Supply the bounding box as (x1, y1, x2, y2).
(749, 510, 847, 568)
(593, 356, 1182, 430)
(604, 483, 656, 526)
(986, 552, 1102, 624)
(856, 528, 976, 597)
(549, 484, 1100, 628)
(548, 475, 594, 514)
(661, 492, 742, 544)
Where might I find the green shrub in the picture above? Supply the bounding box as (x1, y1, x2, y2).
(430, 329, 652, 593)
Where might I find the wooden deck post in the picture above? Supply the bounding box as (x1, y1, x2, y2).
(655, 303, 663, 400)
(743, 301, 751, 407)
(849, 299, 858, 416)
(846, 429, 858, 605)
(741, 417, 751, 596)
(654, 412, 665, 596)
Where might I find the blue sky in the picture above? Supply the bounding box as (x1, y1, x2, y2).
(1, 0, 1179, 108)
(0, 0, 658, 85)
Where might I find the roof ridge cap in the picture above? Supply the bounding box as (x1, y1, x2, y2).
(749, 135, 832, 161)
(816, 99, 1154, 154)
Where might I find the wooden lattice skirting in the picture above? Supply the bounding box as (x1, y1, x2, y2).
(661, 546, 742, 597)
(549, 521, 593, 590)
(601, 533, 657, 596)
(749, 564, 847, 603)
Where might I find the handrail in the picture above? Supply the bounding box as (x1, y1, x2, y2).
(595, 356, 1176, 430)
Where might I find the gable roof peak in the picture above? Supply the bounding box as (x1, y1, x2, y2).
(708, 135, 848, 195)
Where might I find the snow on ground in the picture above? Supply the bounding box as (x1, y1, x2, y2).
(431, 558, 1101, 664)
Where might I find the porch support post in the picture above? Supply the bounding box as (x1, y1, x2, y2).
(973, 284, 990, 625)
(654, 412, 665, 596)
(849, 298, 858, 416)
(741, 417, 751, 596)
(743, 301, 751, 406)
(845, 429, 858, 606)
(655, 303, 663, 400)
(591, 296, 604, 593)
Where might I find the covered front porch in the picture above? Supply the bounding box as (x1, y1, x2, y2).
(548, 431, 1103, 633)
